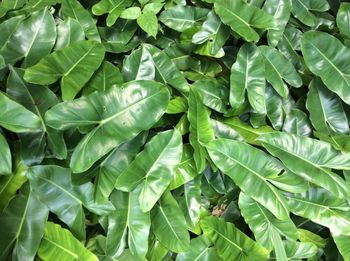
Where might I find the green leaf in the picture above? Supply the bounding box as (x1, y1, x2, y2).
(176, 236, 220, 261)
(258, 132, 350, 198)
(28, 165, 114, 239)
(287, 187, 350, 236)
(301, 31, 350, 104)
(188, 87, 214, 173)
(0, 91, 41, 133)
(0, 162, 28, 211)
(0, 16, 25, 55)
(55, 17, 85, 50)
(214, 0, 276, 42)
(0, 0, 26, 17)
(159, 5, 209, 32)
(120, 7, 141, 20)
(38, 222, 98, 261)
(107, 187, 151, 259)
(282, 108, 312, 136)
(24, 40, 105, 101)
(239, 192, 298, 251)
(306, 78, 349, 135)
(260, 45, 302, 97)
(92, 0, 133, 27)
(333, 234, 350, 260)
(0, 133, 11, 175)
(0, 8, 56, 67)
(115, 130, 182, 212)
(151, 191, 190, 253)
(337, 3, 350, 38)
(0, 189, 49, 261)
(200, 216, 269, 260)
(62, 0, 100, 41)
(45, 80, 169, 173)
(263, 0, 292, 47)
(230, 43, 266, 113)
(291, 0, 329, 26)
(94, 133, 147, 204)
(83, 61, 123, 95)
(137, 12, 158, 38)
(206, 138, 290, 220)
(192, 11, 230, 56)
(283, 241, 318, 260)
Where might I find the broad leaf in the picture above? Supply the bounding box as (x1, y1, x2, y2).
(301, 31, 350, 104)
(337, 3, 350, 38)
(45, 80, 169, 173)
(92, 0, 133, 27)
(291, 0, 329, 26)
(200, 216, 269, 260)
(214, 0, 276, 42)
(24, 40, 105, 100)
(176, 236, 219, 261)
(116, 130, 182, 212)
(0, 133, 11, 175)
(206, 138, 290, 220)
(258, 132, 350, 198)
(55, 17, 85, 50)
(38, 222, 98, 261)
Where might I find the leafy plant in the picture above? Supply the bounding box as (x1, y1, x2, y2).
(0, 0, 350, 260)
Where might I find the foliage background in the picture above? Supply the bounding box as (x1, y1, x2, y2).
(0, 0, 350, 260)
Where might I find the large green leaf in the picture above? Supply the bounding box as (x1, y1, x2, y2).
(92, 0, 133, 27)
(200, 216, 269, 260)
(291, 0, 329, 26)
(214, 0, 276, 42)
(0, 133, 11, 175)
(24, 40, 105, 100)
(55, 17, 85, 50)
(263, 0, 292, 46)
(0, 8, 56, 67)
(176, 236, 220, 261)
(62, 0, 100, 41)
(192, 11, 230, 56)
(38, 222, 98, 261)
(287, 187, 350, 236)
(0, 189, 48, 261)
(94, 133, 146, 204)
(188, 87, 214, 173)
(306, 78, 349, 135)
(260, 45, 302, 97)
(206, 138, 290, 220)
(258, 132, 350, 198)
(116, 130, 182, 212)
(106, 187, 150, 259)
(159, 5, 209, 32)
(301, 31, 350, 104)
(230, 43, 266, 113)
(151, 191, 190, 253)
(239, 192, 298, 252)
(0, 91, 41, 133)
(45, 80, 169, 173)
(337, 3, 350, 38)
(28, 165, 114, 239)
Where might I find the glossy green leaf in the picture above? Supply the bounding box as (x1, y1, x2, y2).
(159, 5, 209, 32)
(151, 191, 190, 253)
(137, 12, 158, 38)
(0, 91, 41, 133)
(206, 138, 290, 220)
(106, 187, 150, 259)
(214, 0, 276, 42)
(287, 187, 350, 236)
(337, 3, 350, 38)
(0, 189, 48, 261)
(291, 0, 329, 26)
(38, 222, 98, 261)
(258, 132, 350, 198)
(55, 17, 85, 50)
(307, 78, 349, 135)
(301, 31, 350, 104)
(188, 87, 214, 173)
(24, 40, 105, 100)
(176, 236, 219, 261)
(0, 133, 11, 175)
(92, 0, 133, 27)
(116, 130, 182, 212)
(45, 80, 169, 173)
(0, 0, 26, 18)
(263, 0, 292, 47)
(239, 192, 298, 251)
(200, 216, 269, 260)
(282, 108, 312, 136)
(62, 0, 100, 41)
(260, 45, 302, 97)
(230, 43, 266, 113)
